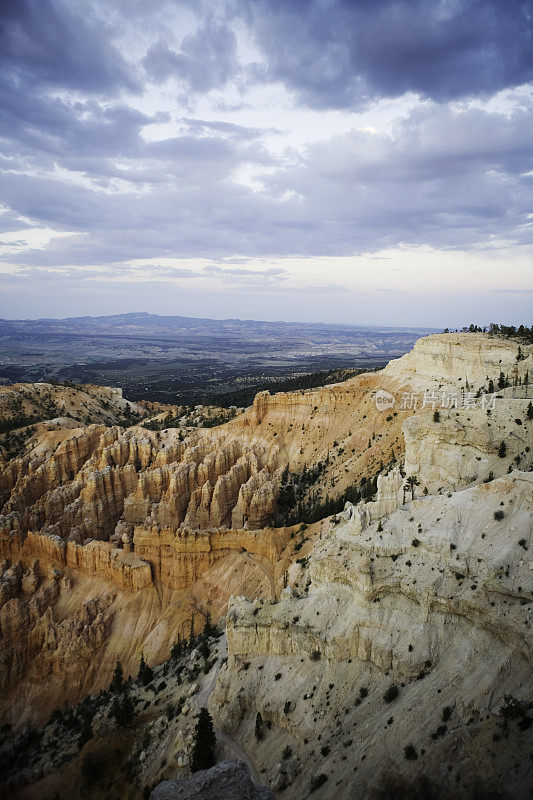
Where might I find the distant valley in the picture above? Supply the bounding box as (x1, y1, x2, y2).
(0, 313, 435, 405)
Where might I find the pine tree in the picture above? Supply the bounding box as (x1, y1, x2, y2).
(198, 638, 210, 661)
(189, 617, 195, 650)
(0, 723, 14, 751)
(110, 661, 124, 693)
(171, 634, 182, 660)
(498, 371, 506, 390)
(112, 686, 135, 727)
(527, 402, 533, 420)
(202, 612, 214, 639)
(498, 441, 507, 458)
(137, 652, 154, 686)
(488, 379, 494, 393)
(406, 475, 420, 500)
(190, 707, 217, 772)
(255, 711, 264, 741)
(138, 651, 146, 681)
(121, 687, 135, 726)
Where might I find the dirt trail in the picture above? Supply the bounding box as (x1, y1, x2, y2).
(192, 635, 262, 786)
(215, 729, 261, 785)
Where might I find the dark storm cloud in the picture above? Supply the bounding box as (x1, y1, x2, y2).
(0, 1, 150, 180)
(0, 90, 159, 163)
(242, 0, 533, 107)
(0, 0, 531, 292)
(143, 17, 238, 92)
(0, 0, 141, 95)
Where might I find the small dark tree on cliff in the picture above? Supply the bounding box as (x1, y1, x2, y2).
(112, 685, 135, 727)
(498, 441, 507, 458)
(255, 711, 264, 741)
(202, 612, 215, 639)
(190, 707, 217, 772)
(81, 751, 104, 787)
(110, 661, 124, 693)
(406, 475, 420, 500)
(137, 652, 154, 686)
(171, 634, 183, 660)
(488, 378, 494, 393)
(527, 402, 533, 420)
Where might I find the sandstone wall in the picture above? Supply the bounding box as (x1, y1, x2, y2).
(384, 332, 532, 389)
(133, 525, 291, 590)
(0, 530, 153, 592)
(226, 472, 533, 674)
(403, 399, 533, 492)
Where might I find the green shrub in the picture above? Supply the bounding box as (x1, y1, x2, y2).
(310, 774, 328, 792)
(383, 685, 399, 704)
(404, 744, 418, 760)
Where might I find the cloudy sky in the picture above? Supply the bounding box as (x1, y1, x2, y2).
(0, 0, 532, 326)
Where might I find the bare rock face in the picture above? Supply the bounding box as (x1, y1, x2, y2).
(340, 466, 404, 535)
(0, 568, 112, 703)
(216, 470, 532, 799)
(384, 332, 533, 389)
(132, 526, 290, 590)
(403, 399, 533, 493)
(150, 760, 274, 800)
(226, 471, 532, 669)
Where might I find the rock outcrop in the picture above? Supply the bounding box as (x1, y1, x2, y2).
(226, 471, 532, 668)
(151, 761, 274, 800)
(0, 382, 146, 426)
(384, 332, 532, 389)
(132, 525, 290, 590)
(214, 470, 532, 799)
